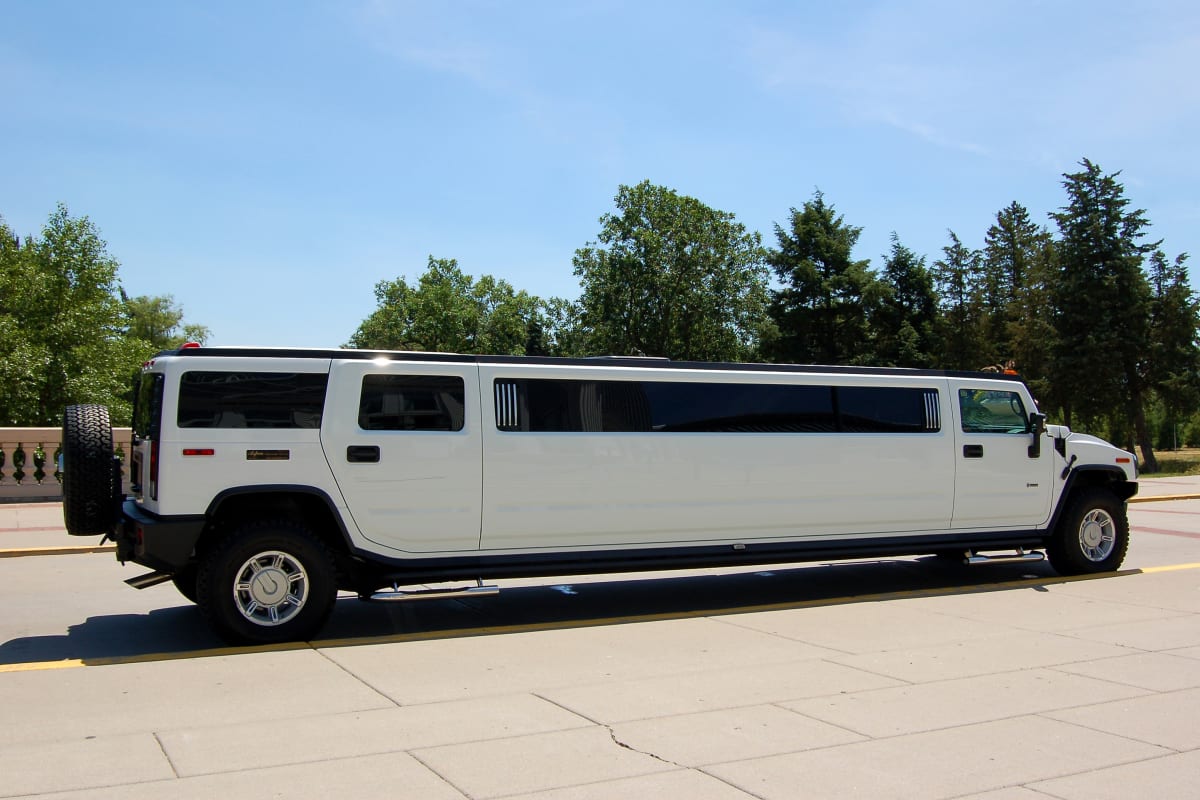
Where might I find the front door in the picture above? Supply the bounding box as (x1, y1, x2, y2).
(322, 360, 482, 553)
(950, 380, 1053, 529)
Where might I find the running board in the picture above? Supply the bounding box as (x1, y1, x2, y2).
(125, 570, 173, 590)
(364, 582, 500, 603)
(965, 548, 1045, 566)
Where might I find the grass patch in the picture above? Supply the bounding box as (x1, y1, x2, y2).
(1147, 448, 1200, 478)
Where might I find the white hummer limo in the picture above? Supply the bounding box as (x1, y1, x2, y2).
(62, 346, 1138, 644)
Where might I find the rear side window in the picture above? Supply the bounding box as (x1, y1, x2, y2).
(359, 375, 465, 431)
(178, 372, 328, 429)
(132, 373, 165, 438)
(838, 386, 935, 433)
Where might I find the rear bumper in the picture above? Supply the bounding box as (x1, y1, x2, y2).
(115, 500, 205, 572)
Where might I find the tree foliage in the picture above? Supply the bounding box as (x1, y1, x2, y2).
(765, 191, 879, 365)
(1051, 159, 1159, 469)
(347, 256, 549, 355)
(872, 234, 938, 367)
(573, 180, 769, 361)
(0, 206, 211, 426)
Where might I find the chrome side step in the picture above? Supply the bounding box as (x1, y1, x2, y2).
(965, 548, 1045, 566)
(125, 570, 173, 589)
(364, 581, 500, 603)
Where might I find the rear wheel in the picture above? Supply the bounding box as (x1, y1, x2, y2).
(196, 519, 337, 644)
(1047, 488, 1129, 575)
(61, 404, 117, 536)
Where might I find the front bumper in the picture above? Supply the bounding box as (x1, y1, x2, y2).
(115, 499, 205, 572)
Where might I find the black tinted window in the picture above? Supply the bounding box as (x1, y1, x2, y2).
(133, 373, 164, 437)
(359, 375, 465, 431)
(496, 379, 836, 433)
(178, 372, 327, 428)
(838, 386, 933, 433)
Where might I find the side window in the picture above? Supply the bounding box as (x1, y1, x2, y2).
(359, 375, 465, 431)
(178, 372, 328, 428)
(837, 387, 940, 433)
(959, 389, 1028, 433)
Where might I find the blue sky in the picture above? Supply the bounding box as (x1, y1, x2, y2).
(3, 0, 1197, 347)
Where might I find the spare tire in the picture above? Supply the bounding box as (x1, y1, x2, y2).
(62, 404, 117, 536)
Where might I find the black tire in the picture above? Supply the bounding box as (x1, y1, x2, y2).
(196, 519, 337, 644)
(61, 404, 117, 536)
(171, 565, 199, 604)
(1047, 488, 1129, 575)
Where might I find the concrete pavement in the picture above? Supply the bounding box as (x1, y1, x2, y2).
(0, 480, 1198, 798)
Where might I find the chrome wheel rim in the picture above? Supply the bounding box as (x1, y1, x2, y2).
(1078, 509, 1116, 562)
(233, 550, 309, 626)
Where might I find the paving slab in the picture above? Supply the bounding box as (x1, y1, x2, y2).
(157, 692, 591, 777)
(609, 703, 864, 766)
(1029, 749, 1200, 800)
(321, 616, 836, 705)
(705, 715, 1169, 800)
(1060, 613, 1200, 651)
(22, 751, 469, 800)
(1052, 650, 1200, 691)
(539, 657, 902, 724)
(781, 667, 1148, 738)
(827, 629, 1136, 683)
(1056, 568, 1200, 614)
(907, 582, 1188, 633)
(1044, 686, 1200, 750)
(720, 600, 1011, 654)
(0, 649, 393, 745)
(413, 726, 676, 798)
(0, 732, 174, 798)
(500, 768, 759, 799)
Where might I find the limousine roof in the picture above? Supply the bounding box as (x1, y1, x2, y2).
(161, 345, 1026, 382)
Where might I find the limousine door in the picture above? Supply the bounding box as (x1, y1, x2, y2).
(950, 380, 1053, 529)
(322, 360, 482, 553)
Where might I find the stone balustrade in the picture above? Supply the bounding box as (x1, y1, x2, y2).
(0, 427, 133, 502)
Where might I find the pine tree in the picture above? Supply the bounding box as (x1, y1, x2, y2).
(932, 230, 989, 370)
(1051, 159, 1159, 470)
(1147, 250, 1200, 439)
(766, 191, 878, 364)
(872, 234, 938, 367)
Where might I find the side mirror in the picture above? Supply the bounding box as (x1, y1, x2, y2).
(1028, 412, 1046, 458)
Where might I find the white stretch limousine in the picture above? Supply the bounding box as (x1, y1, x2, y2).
(61, 348, 1138, 643)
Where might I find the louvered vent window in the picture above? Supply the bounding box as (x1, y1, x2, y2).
(924, 390, 941, 432)
(495, 381, 520, 431)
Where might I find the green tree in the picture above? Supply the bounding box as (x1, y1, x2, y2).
(983, 202, 1059, 407)
(932, 230, 989, 370)
(573, 180, 768, 361)
(1147, 249, 1200, 442)
(0, 205, 147, 425)
(348, 256, 544, 355)
(766, 191, 878, 364)
(872, 234, 938, 367)
(122, 291, 211, 350)
(1051, 159, 1159, 470)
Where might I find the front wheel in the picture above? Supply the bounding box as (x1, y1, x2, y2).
(1047, 488, 1129, 575)
(196, 520, 337, 644)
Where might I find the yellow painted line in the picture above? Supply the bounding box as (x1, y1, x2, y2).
(1130, 493, 1200, 503)
(1137, 562, 1200, 574)
(0, 545, 116, 558)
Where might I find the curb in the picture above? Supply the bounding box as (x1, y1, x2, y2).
(0, 544, 116, 558)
